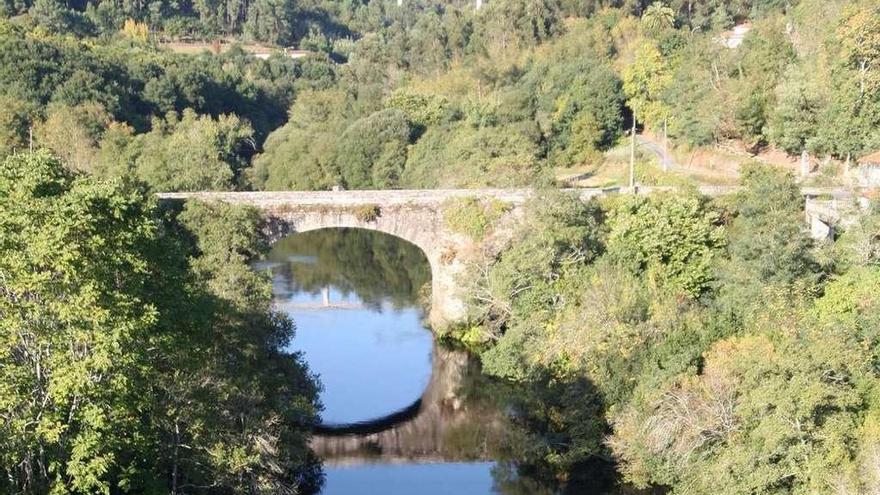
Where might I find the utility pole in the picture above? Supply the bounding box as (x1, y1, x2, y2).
(662, 117, 668, 172)
(475, 0, 482, 10)
(629, 117, 636, 191)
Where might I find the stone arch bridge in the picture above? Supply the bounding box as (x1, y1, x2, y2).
(160, 189, 560, 327)
(159, 186, 858, 328)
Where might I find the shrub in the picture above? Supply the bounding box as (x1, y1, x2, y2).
(353, 204, 381, 222)
(443, 197, 509, 240)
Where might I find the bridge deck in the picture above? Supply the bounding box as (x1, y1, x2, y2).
(157, 186, 857, 206)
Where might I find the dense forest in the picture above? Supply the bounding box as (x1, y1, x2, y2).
(3, 0, 880, 494)
(0, 0, 877, 191)
(0, 152, 322, 493)
(443, 166, 880, 494)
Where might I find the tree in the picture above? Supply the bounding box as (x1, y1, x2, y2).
(477, 191, 604, 377)
(249, 89, 349, 190)
(730, 18, 796, 145)
(0, 95, 34, 156)
(474, 0, 562, 54)
(244, 0, 297, 45)
(607, 194, 725, 298)
(610, 332, 868, 494)
(641, 1, 675, 33)
(0, 151, 165, 493)
(623, 40, 672, 130)
(838, 2, 880, 99)
(34, 102, 112, 172)
(714, 164, 816, 319)
(336, 108, 411, 189)
(659, 38, 722, 147)
(726, 163, 814, 284)
(0, 152, 322, 493)
(766, 69, 823, 155)
(29, 0, 95, 36)
(402, 121, 543, 188)
(133, 109, 254, 191)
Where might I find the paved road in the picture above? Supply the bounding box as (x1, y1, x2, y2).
(637, 135, 676, 170)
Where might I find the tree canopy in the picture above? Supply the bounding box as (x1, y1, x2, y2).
(0, 152, 321, 494)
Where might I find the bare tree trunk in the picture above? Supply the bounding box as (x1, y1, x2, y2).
(630, 118, 636, 191)
(172, 421, 180, 495)
(663, 117, 669, 172)
(861, 60, 867, 100)
(800, 149, 810, 178)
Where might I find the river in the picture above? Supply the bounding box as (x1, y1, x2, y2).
(256, 228, 632, 494)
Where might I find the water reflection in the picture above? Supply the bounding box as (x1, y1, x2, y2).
(312, 347, 506, 464)
(259, 228, 640, 494)
(259, 228, 434, 426)
(262, 228, 430, 310)
(321, 463, 497, 495)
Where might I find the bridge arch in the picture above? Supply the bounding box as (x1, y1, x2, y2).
(262, 203, 469, 328)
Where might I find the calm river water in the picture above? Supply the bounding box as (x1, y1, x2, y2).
(257, 228, 631, 495)
(257, 228, 500, 494)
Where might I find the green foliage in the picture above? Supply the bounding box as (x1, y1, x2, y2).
(7, 1, 880, 492)
(0, 95, 35, 156)
(402, 122, 544, 188)
(726, 163, 814, 283)
(474, 0, 563, 54)
(838, 1, 880, 97)
(386, 89, 451, 129)
(336, 108, 410, 189)
(538, 55, 625, 164)
(243, 0, 298, 45)
(766, 68, 823, 154)
(442, 197, 508, 241)
(132, 110, 254, 191)
(475, 191, 604, 378)
(34, 102, 111, 172)
(660, 39, 722, 146)
(730, 19, 797, 145)
(624, 40, 673, 128)
(610, 331, 868, 494)
(607, 194, 725, 298)
(250, 89, 350, 191)
(0, 152, 320, 494)
(452, 162, 880, 493)
(353, 204, 381, 223)
(642, 2, 676, 33)
(833, 201, 880, 269)
(0, 151, 162, 493)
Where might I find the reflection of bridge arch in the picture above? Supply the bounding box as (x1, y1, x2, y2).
(310, 346, 505, 465)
